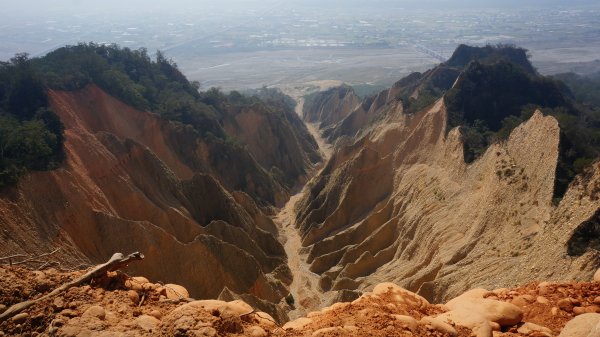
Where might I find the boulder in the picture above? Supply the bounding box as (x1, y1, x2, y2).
(436, 308, 492, 337)
(446, 289, 523, 326)
(372, 282, 430, 308)
(559, 313, 600, 337)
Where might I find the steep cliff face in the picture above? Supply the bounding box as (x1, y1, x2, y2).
(0, 85, 312, 309)
(305, 75, 438, 143)
(295, 95, 600, 302)
(221, 103, 319, 189)
(50, 85, 293, 206)
(302, 85, 361, 131)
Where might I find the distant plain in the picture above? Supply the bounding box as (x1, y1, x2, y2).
(2, 3, 599, 90)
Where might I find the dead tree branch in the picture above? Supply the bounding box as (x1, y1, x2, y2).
(0, 248, 61, 267)
(0, 252, 144, 323)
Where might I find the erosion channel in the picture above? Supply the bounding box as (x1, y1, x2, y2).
(273, 93, 333, 320)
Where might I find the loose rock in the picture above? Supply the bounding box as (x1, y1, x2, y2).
(11, 312, 29, 324)
(82, 305, 105, 320)
(136, 314, 160, 332)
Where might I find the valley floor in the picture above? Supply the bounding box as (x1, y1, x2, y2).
(272, 93, 334, 319)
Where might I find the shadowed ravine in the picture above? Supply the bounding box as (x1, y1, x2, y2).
(273, 94, 333, 319)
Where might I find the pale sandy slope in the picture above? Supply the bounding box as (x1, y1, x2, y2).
(273, 88, 335, 319)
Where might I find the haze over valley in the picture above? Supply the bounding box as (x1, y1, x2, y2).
(2, 0, 600, 89)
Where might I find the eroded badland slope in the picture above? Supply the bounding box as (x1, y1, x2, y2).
(296, 45, 600, 304)
(0, 82, 320, 321)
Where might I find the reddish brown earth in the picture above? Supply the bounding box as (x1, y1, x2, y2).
(3, 265, 600, 336)
(0, 84, 326, 319)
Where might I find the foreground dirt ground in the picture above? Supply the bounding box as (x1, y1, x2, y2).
(2, 265, 600, 336)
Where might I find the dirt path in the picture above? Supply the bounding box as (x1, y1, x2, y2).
(273, 91, 334, 319)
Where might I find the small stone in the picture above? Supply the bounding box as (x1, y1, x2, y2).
(539, 286, 551, 296)
(558, 298, 575, 312)
(0, 304, 6, 313)
(158, 284, 189, 299)
(593, 268, 600, 282)
(53, 297, 64, 310)
(82, 305, 105, 320)
(421, 316, 458, 336)
(594, 297, 600, 305)
(585, 305, 600, 313)
(136, 314, 160, 332)
(393, 315, 418, 331)
(127, 290, 140, 305)
(142, 283, 158, 291)
(551, 307, 559, 316)
(573, 306, 586, 315)
(11, 312, 29, 324)
(59, 309, 78, 318)
(149, 310, 162, 319)
(536, 296, 550, 305)
(517, 322, 552, 335)
(246, 326, 267, 337)
(125, 276, 150, 291)
(520, 295, 535, 302)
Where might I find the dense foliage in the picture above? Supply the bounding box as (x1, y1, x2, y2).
(554, 72, 600, 107)
(0, 54, 64, 188)
(351, 83, 387, 100)
(33, 43, 225, 138)
(445, 44, 535, 74)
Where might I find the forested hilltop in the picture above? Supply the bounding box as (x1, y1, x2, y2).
(0, 54, 65, 187)
(442, 46, 600, 199)
(0, 43, 308, 191)
(391, 44, 599, 200)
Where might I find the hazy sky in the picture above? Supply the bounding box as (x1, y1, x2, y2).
(3, 0, 598, 14)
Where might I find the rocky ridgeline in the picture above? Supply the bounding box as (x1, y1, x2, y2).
(3, 266, 600, 336)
